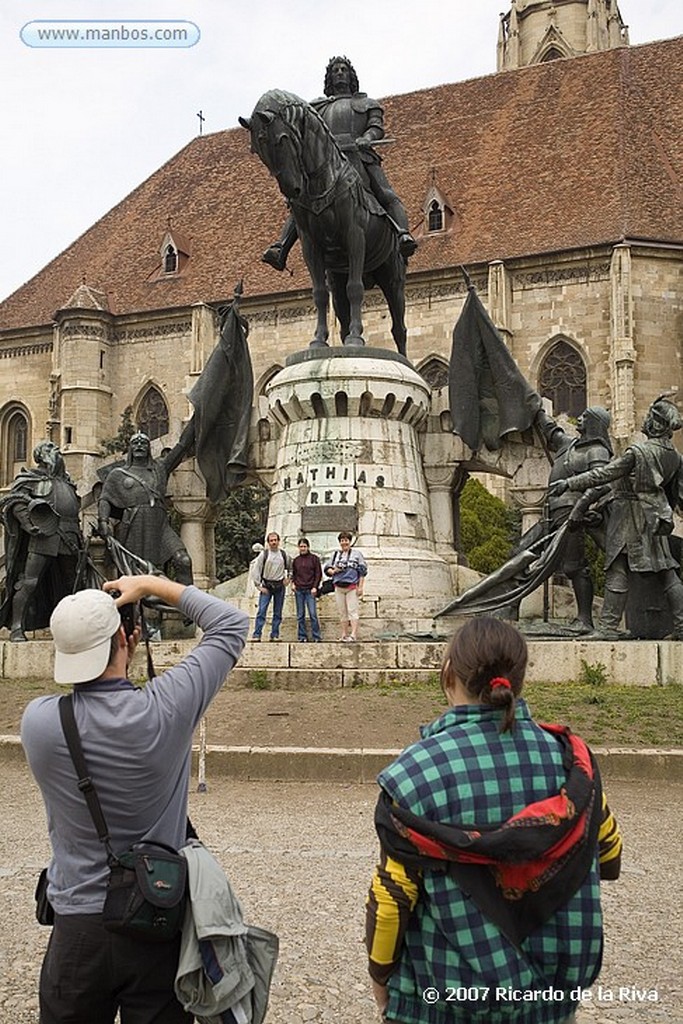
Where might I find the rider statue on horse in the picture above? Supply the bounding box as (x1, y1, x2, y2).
(241, 57, 416, 354)
(261, 56, 417, 273)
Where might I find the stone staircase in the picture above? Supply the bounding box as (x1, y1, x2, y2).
(1, 633, 681, 687)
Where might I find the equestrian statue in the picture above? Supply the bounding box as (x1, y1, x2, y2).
(240, 58, 416, 355)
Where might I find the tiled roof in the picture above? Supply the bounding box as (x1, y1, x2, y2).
(1, 37, 681, 332)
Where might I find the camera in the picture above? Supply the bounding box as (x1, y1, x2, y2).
(109, 590, 140, 639)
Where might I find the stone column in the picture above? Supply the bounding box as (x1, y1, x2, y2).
(190, 302, 216, 376)
(423, 465, 457, 561)
(264, 348, 454, 633)
(610, 243, 636, 441)
(508, 445, 551, 534)
(170, 460, 213, 589)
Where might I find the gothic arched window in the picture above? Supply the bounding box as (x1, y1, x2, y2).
(541, 47, 564, 62)
(164, 245, 178, 273)
(428, 200, 444, 233)
(538, 340, 587, 417)
(137, 386, 169, 441)
(1, 404, 30, 487)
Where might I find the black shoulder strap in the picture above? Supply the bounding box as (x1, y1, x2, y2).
(58, 695, 113, 855)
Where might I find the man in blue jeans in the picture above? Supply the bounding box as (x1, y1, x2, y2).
(250, 532, 292, 641)
(291, 538, 323, 642)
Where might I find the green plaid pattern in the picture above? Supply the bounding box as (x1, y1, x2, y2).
(378, 700, 603, 1024)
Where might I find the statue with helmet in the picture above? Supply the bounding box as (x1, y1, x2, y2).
(438, 404, 614, 632)
(0, 441, 85, 642)
(549, 394, 683, 639)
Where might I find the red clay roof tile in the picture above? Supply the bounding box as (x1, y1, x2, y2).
(1, 37, 681, 332)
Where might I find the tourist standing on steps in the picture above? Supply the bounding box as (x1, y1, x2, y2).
(291, 538, 323, 642)
(251, 532, 292, 641)
(365, 616, 622, 1024)
(324, 532, 368, 642)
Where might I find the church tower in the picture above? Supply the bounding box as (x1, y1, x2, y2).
(497, 0, 629, 71)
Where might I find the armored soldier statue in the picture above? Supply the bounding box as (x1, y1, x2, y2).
(262, 55, 417, 271)
(439, 406, 613, 628)
(0, 441, 84, 642)
(536, 406, 613, 632)
(98, 432, 193, 585)
(550, 396, 683, 638)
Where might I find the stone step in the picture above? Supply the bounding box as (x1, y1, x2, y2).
(1, 733, 680, 783)
(1, 635, 681, 686)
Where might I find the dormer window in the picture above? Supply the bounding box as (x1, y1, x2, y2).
(428, 200, 444, 233)
(164, 244, 178, 274)
(150, 226, 191, 282)
(418, 181, 453, 238)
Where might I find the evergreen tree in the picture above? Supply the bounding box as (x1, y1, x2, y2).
(213, 484, 270, 581)
(459, 478, 519, 574)
(101, 406, 136, 455)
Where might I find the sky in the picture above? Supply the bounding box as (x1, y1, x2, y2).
(1, 0, 681, 304)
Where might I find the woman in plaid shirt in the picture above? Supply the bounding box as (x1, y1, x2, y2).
(366, 617, 621, 1024)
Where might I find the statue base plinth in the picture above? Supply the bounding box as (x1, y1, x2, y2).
(263, 347, 454, 635)
(285, 345, 412, 368)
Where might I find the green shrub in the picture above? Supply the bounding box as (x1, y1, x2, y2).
(585, 534, 605, 596)
(459, 479, 518, 574)
(246, 670, 271, 691)
(468, 534, 513, 575)
(459, 508, 487, 552)
(214, 483, 270, 581)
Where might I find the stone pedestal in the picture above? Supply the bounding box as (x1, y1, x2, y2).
(264, 347, 453, 634)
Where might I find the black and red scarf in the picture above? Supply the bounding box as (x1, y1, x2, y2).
(375, 725, 602, 946)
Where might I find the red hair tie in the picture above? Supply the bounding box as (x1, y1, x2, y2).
(490, 677, 512, 690)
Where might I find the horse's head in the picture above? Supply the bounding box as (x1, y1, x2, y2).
(239, 89, 312, 201)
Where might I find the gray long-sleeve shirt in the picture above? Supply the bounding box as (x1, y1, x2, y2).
(21, 587, 249, 915)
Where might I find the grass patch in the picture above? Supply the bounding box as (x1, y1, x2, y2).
(245, 669, 271, 691)
(1, 675, 682, 749)
(362, 676, 683, 748)
(524, 680, 683, 747)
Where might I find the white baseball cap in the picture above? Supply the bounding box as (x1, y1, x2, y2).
(50, 590, 122, 685)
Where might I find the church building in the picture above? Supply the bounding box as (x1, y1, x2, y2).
(1, 0, 681, 585)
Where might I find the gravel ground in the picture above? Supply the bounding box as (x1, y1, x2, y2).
(0, 764, 681, 1024)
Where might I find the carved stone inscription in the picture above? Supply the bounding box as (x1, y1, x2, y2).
(281, 461, 388, 509)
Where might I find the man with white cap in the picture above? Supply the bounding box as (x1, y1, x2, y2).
(21, 573, 249, 1023)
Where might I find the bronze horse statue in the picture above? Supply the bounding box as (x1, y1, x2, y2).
(240, 89, 408, 355)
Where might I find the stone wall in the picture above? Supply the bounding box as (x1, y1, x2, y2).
(1, 243, 682, 597)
